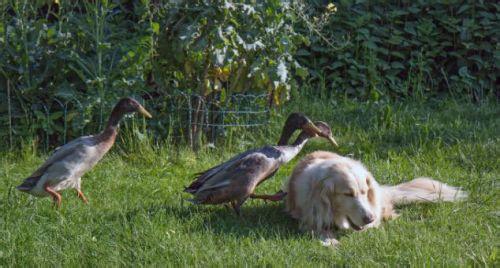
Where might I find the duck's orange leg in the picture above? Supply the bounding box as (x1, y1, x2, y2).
(44, 183, 62, 208)
(76, 190, 88, 204)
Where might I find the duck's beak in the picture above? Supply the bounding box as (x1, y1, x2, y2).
(305, 121, 338, 147)
(137, 105, 153, 118)
(326, 135, 338, 147)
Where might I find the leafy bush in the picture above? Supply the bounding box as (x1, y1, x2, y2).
(296, 0, 499, 100)
(0, 0, 498, 150)
(150, 1, 305, 148)
(155, 1, 306, 102)
(0, 0, 157, 149)
(0, 0, 305, 150)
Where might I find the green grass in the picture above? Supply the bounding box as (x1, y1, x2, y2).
(0, 98, 498, 266)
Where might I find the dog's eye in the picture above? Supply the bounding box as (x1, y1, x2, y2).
(360, 190, 366, 195)
(344, 193, 354, 197)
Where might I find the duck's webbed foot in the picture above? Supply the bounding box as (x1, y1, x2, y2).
(76, 190, 88, 204)
(250, 190, 287, 202)
(44, 183, 61, 208)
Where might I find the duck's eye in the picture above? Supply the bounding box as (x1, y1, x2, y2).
(344, 192, 354, 197)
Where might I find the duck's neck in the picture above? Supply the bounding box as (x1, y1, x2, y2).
(96, 106, 123, 145)
(278, 131, 312, 163)
(277, 123, 300, 146)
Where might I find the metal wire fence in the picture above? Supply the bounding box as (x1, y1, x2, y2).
(146, 91, 271, 145)
(1, 91, 271, 150)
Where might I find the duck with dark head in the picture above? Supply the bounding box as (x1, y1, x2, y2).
(184, 113, 338, 216)
(16, 97, 152, 207)
(250, 121, 336, 202)
(277, 113, 337, 146)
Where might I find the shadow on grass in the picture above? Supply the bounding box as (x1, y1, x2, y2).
(116, 200, 447, 242)
(197, 203, 302, 239)
(115, 200, 303, 239)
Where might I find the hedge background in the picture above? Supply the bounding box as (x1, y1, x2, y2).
(0, 0, 498, 150)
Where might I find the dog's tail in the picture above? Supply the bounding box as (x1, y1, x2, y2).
(382, 177, 467, 205)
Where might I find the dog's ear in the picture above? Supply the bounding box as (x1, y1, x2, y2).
(318, 178, 335, 206)
(322, 178, 335, 192)
(303, 177, 335, 232)
(367, 175, 377, 206)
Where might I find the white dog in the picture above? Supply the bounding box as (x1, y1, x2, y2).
(283, 151, 467, 247)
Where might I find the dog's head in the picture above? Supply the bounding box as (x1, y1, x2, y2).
(318, 162, 379, 231)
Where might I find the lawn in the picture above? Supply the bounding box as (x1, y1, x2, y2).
(0, 98, 498, 266)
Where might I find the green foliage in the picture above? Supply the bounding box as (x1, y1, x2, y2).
(296, 0, 499, 100)
(156, 1, 306, 105)
(0, 0, 305, 150)
(0, 0, 498, 150)
(0, 0, 156, 149)
(150, 1, 305, 149)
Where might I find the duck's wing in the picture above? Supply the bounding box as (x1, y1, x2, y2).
(190, 148, 283, 204)
(17, 136, 93, 190)
(184, 148, 259, 193)
(185, 146, 283, 194)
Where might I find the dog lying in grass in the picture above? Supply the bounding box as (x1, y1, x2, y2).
(283, 151, 467, 247)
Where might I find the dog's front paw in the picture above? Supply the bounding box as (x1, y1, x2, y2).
(320, 237, 340, 247)
(319, 230, 340, 248)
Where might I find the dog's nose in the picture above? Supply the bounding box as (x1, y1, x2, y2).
(362, 214, 375, 224)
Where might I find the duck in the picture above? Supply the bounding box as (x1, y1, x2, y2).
(16, 97, 152, 207)
(184, 113, 338, 215)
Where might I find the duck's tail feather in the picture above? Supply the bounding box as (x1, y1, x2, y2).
(184, 171, 213, 193)
(185, 198, 201, 204)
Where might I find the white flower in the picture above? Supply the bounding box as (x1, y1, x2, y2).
(277, 61, 288, 83)
(327, 3, 337, 13)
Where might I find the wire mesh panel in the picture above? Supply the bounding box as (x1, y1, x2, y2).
(1, 91, 270, 150)
(147, 91, 270, 146)
(21, 97, 94, 151)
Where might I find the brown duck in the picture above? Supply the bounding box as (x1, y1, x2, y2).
(184, 113, 338, 215)
(16, 97, 152, 207)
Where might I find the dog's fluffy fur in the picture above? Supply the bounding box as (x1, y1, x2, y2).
(283, 151, 467, 246)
